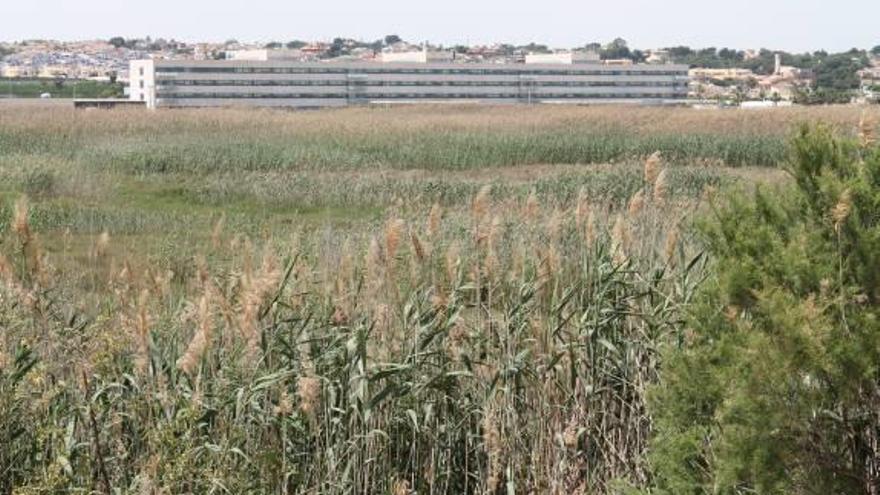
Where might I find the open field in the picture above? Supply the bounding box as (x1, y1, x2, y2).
(0, 79, 124, 99)
(0, 103, 877, 493)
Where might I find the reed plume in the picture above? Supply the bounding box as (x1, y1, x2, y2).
(384, 218, 405, 266)
(611, 214, 629, 265)
(426, 202, 442, 239)
(644, 151, 662, 187)
(653, 169, 669, 203)
(133, 289, 151, 375)
(177, 293, 213, 376)
(664, 225, 680, 266)
(628, 190, 646, 216)
(93, 231, 111, 259)
(832, 188, 852, 233)
(240, 248, 282, 360)
(575, 187, 590, 231)
(12, 195, 31, 244)
(410, 230, 426, 262)
(472, 184, 492, 224)
(297, 375, 321, 418)
(858, 112, 876, 148)
(445, 241, 461, 283)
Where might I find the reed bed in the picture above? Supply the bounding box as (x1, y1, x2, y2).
(0, 103, 871, 493)
(1, 104, 875, 173)
(0, 159, 707, 493)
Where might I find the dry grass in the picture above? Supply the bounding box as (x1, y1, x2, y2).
(1, 101, 876, 137)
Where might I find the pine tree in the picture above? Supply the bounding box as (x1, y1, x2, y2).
(650, 123, 880, 494)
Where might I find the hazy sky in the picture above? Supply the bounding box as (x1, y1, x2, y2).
(2, 0, 878, 52)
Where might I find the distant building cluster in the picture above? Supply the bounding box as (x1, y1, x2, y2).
(689, 54, 816, 102)
(0, 40, 151, 81)
(3, 38, 879, 106)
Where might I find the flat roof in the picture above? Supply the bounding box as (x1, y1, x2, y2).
(145, 59, 689, 72)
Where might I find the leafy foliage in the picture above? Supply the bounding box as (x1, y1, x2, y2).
(650, 124, 880, 493)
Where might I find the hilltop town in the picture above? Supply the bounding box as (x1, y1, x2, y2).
(1, 36, 878, 104)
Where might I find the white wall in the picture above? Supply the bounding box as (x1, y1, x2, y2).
(129, 60, 155, 108)
(380, 51, 454, 63)
(525, 52, 600, 64)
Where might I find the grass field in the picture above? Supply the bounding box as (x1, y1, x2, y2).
(0, 102, 875, 493)
(0, 79, 124, 99)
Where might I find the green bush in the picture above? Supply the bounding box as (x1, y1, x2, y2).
(649, 124, 880, 493)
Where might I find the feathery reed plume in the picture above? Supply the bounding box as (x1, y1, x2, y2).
(297, 375, 321, 417)
(524, 189, 540, 221)
(275, 390, 293, 416)
(611, 214, 629, 265)
(384, 218, 405, 265)
(391, 478, 410, 495)
(12, 195, 31, 244)
(445, 241, 461, 283)
(133, 289, 151, 374)
(653, 168, 669, 203)
(430, 284, 449, 312)
(488, 215, 503, 247)
(546, 208, 563, 244)
(95, 231, 111, 258)
(426, 202, 442, 239)
(575, 187, 590, 231)
(410, 230, 426, 262)
(644, 151, 662, 187)
(628, 190, 645, 216)
(177, 293, 213, 376)
(472, 184, 492, 224)
(584, 210, 596, 250)
(562, 417, 580, 449)
(483, 405, 503, 493)
(211, 214, 225, 250)
(365, 236, 384, 274)
(664, 225, 680, 266)
(858, 112, 876, 148)
(240, 248, 282, 360)
(832, 188, 852, 233)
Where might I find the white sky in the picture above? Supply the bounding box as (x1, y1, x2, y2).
(2, 0, 878, 52)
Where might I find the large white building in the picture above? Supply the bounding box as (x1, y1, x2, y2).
(524, 51, 600, 65)
(380, 50, 455, 63)
(129, 57, 689, 108)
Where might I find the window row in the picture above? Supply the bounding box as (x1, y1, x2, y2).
(157, 79, 686, 88)
(161, 92, 686, 100)
(156, 66, 687, 77)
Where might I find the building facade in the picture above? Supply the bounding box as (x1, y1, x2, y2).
(524, 51, 600, 64)
(129, 59, 689, 108)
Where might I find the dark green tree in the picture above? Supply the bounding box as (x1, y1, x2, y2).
(601, 37, 631, 59)
(108, 36, 126, 49)
(384, 34, 402, 46)
(650, 125, 880, 493)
